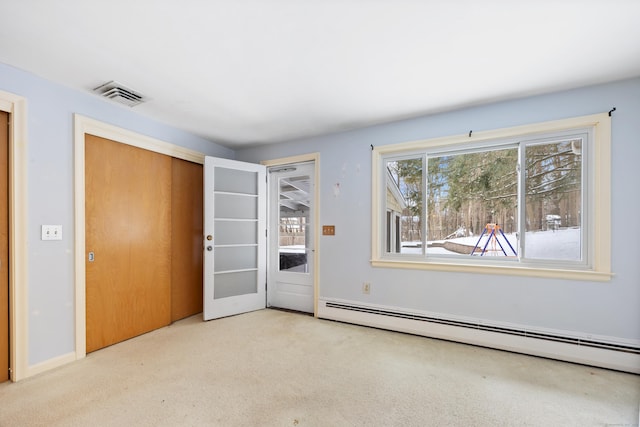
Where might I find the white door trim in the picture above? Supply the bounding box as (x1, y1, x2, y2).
(0, 90, 28, 381)
(262, 153, 320, 316)
(73, 115, 205, 361)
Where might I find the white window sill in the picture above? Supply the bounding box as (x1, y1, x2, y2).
(370, 258, 613, 282)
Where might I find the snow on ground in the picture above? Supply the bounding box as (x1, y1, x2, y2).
(402, 227, 581, 260)
(523, 228, 580, 260)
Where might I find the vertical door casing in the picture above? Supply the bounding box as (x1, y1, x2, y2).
(0, 111, 8, 381)
(171, 158, 204, 321)
(85, 135, 172, 353)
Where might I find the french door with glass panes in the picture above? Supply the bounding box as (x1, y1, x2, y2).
(203, 157, 266, 320)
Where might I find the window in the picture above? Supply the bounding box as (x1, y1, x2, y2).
(372, 113, 611, 280)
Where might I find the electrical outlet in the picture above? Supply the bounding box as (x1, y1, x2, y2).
(362, 282, 371, 294)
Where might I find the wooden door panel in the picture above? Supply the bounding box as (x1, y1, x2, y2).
(171, 158, 203, 321)
(85, 135, 172, 353)
(0, 111, 8, 381)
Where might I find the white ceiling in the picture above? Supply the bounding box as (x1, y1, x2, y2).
(1, 1, 639, 149)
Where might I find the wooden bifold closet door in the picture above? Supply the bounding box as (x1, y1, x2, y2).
(85, 135, 203, 353)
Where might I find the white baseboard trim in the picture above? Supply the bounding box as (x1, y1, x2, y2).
(24, 352, 77, 380)
(318, 298, 640, 374)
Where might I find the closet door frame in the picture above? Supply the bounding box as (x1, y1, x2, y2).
(73, 115, 204, 360)
(0, 90, 27, 382)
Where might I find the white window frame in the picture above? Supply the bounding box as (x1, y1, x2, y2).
(371, 113, 612, 281)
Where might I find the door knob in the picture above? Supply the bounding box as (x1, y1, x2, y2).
(206, 235, 213, 241)
(206, 246, 213, 251)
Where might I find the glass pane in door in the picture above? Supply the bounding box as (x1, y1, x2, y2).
(213, 167, 259, 300)
(214, 271, 257, 299)
(278, 175, 310, 273)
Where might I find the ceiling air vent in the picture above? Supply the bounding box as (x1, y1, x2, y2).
(93, 81, 146, 107)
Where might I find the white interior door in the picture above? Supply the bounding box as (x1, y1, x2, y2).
(267, 162, 314, 313)
(203, 157, 266, 320)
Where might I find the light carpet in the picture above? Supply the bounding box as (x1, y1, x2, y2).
(0, 309, 638, 426)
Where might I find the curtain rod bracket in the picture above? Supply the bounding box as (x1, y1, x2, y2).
(469, 130, 473, 137)
(608, 107, 616, 116)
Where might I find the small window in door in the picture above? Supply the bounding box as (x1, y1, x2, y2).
(278, 175, 310, 273)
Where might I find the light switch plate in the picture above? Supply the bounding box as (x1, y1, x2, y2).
(42, 225, 62, 240)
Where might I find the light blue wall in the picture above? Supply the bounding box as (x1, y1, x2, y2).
(3, 58, 639, 368)
(0, 62, 233, 365)
(237, 77, 640, 343)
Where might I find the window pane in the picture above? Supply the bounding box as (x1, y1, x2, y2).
(214, 193, 257, 219)
(214, 167, 257, 194)
(278, 174, 310, 272)
(214, 246, 257, 272)
(426, 148, 518, 257)
(385, 158, 423, 254)
(524, 139, 582, 261)
(279, 216, 307, 272)
(214, 220, 257, 245)
(214, 270, 257, 299)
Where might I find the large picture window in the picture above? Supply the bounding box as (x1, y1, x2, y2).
(372, 114, 611, 280)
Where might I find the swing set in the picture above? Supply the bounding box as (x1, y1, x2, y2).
(470, 223, 517, 257)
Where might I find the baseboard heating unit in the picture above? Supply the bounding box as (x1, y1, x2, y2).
(318, 299, 640, 374)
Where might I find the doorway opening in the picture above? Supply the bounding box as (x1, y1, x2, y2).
(267, 160, 316, 314)
(202, 154, 319, 319)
